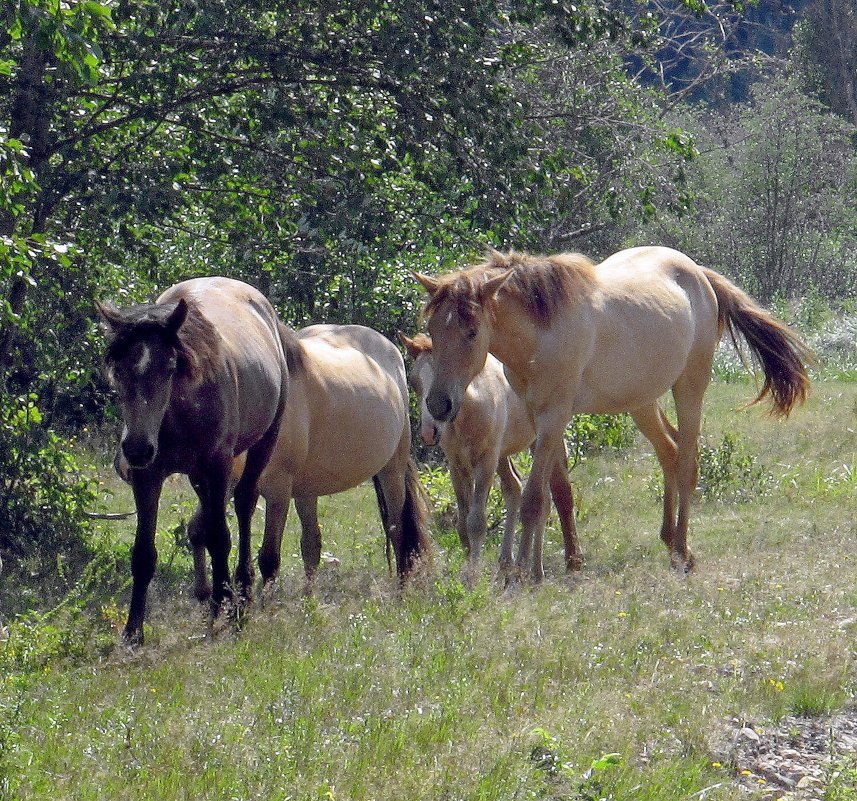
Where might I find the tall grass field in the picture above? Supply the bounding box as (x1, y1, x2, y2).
(3, 376, 857, 800)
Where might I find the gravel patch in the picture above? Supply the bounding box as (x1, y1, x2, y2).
(729, 710, 857, 799)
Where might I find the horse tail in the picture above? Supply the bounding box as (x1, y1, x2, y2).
(702, 267, 813, 417)
(399, 458, 433, 575)
(371, 474, 394, 575)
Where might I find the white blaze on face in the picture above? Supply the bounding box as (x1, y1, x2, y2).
(415, 356, 442, 444)
(133, 344, 152, 377)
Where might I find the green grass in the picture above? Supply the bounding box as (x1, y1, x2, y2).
(3, 379, 857, 800)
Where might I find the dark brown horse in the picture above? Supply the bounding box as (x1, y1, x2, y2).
(97, 277, 289, 645)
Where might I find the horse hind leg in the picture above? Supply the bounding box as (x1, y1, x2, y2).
(631, 403, 679, 555)
(496, 456, 521, 575)
(548, 448, 582, 572)
(294, 495, 322, 595)
(670, 367, 711, 573)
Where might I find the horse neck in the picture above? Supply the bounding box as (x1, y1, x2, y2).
(487, 294, 539, 378)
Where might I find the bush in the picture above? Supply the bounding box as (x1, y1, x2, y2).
(696, 431, 774, 502)
(0, 393, 97, 585)
(566, 413, 637, 467)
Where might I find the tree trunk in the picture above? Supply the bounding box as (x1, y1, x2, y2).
(0, 44, 52, 392)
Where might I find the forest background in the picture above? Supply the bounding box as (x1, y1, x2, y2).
(2, 0, 857, 604)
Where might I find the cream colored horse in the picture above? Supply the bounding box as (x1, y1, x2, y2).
(416, 246, 812, 580)
(400, 333, 578, 581)
(177, 324, 431, 596)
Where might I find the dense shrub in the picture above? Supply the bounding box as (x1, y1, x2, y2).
(0, 393, 97, 579)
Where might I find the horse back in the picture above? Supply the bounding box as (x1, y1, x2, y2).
(263, 324, 408, 497)
(159, 277, 288, 455)
(550, 247, 720, 413)
(298, 324, 407, 396)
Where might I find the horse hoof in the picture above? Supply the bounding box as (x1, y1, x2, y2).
(194, 584, 212, 603)
(670, 551, 695, 575)
(122, 628, 144, 649)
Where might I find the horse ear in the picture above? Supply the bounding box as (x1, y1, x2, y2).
(165, 298, 189, 335)
(480, 269, 514, 302)
(397, 331, 420, 359)
(412, 271, 440, 296)
(95, 300, 125, 332)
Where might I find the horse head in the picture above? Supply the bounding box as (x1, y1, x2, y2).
(97, 297, 189, 469)
(399, 332, 443, 446)
(413, 268, 511, 423)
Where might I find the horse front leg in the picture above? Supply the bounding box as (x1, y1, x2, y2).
(257, 476, 293, 589)
(192, 460, 234, 623)
(447, 457, 474, 558)
(462, 460, 495, 588)
(124, 471, 163, 646)
(187, 505, 211, 602)
(517, 429, 565, 584)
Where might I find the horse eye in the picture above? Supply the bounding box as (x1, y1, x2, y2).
(466, 328, 479, 341)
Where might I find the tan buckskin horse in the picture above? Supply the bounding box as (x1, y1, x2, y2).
(98, 277, 289, 645)
(415, 246, 812, 581)
(400, 332, 578, 582)
(197, 323, 430, 592)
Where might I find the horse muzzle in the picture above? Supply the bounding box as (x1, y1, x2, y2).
(426, 388, 459, 423)
(113, 449, 132, 483)
(121, 437, 157, 469)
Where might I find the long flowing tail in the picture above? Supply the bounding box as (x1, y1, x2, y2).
(371, 474, 394, 574)
(373, 458, 433, 577)
(703, 268, 813, 417)
(399, 458, 433, 575)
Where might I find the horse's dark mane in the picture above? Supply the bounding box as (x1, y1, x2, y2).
(278, 322, 305, 375)
(104, 299, 220, 383)
(424, 249, 596, 328)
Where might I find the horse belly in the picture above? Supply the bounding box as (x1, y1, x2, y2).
(290, 422, 400, 497)
(576, 318, 693, 413)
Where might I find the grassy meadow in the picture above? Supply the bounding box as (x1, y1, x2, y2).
(3, 376, 857, 800)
